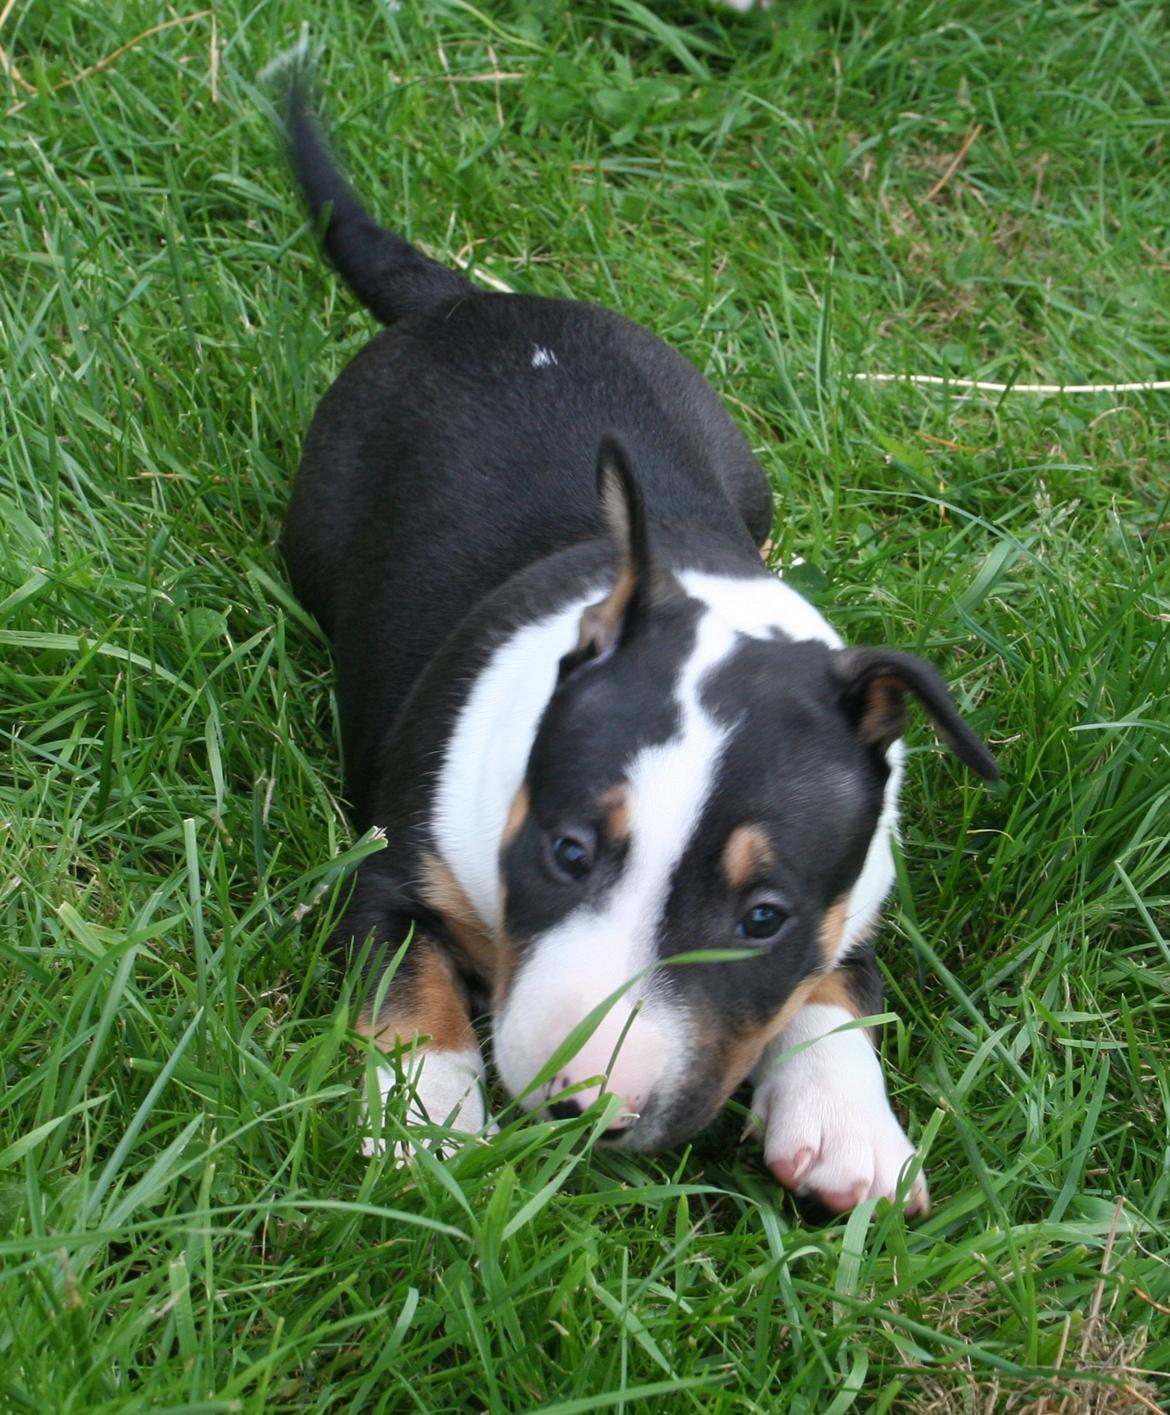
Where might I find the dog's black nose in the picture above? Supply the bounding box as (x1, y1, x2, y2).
(548, 1097, 630, 1139)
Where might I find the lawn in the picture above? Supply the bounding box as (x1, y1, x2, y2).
(2, 0, 1169, 1409)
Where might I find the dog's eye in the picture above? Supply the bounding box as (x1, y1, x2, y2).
(550, 833, 594, 881)
(736, 902, 788, 941)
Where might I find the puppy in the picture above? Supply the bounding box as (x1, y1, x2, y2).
(282, 91, 998, 1215)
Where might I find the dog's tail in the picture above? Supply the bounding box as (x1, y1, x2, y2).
(287, 82, 475, 325)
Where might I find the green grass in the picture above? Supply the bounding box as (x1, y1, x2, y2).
(2, 0, 1169, 1409)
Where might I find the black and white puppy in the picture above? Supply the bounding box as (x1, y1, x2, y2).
(282, 93, 998, 1215)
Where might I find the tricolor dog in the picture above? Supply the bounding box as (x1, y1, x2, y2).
(283, 92, 998, 1216)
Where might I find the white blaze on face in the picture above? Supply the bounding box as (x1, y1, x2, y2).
(493, 610, 739, 1116)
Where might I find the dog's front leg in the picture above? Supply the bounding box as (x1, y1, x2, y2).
(356, 937, 488, 1158)
(333, 868, 488, 1157)
(750, 951, 929, 1215)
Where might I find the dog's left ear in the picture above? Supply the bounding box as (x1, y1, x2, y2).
(559, 434, 669, 680)
(833, 647, 999, 781)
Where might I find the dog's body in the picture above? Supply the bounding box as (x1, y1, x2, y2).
(284, 96, 997, 1214)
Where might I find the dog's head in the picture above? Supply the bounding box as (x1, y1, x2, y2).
(492, 437, 997, 1148)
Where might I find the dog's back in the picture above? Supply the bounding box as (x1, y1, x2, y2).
(283, 95, 772, 816)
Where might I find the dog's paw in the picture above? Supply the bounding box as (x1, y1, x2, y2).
(759, 1085, 928, 1215)
(750, 1003, 929, 1216)
(361, 1047, 490, 1160)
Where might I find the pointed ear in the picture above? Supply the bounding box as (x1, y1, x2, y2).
(558, 435, 655, 680)
(833, 647, 999, 781)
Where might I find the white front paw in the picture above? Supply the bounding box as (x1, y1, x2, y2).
(751, 1004, 929, 1216)
(361, 1047, 490, 1159)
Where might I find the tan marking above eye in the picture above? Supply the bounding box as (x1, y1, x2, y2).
(598, 783, 631, 843)
(721, 825, 776, 890)
(356, 939, 476, 1053)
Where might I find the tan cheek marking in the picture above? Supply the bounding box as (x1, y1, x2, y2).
(489, 875, 520, 1011)
(721, 825, 775, 891)
(715, 903, 872, 1094)
(818, 897, 850, 969)
(490, 926, 519, 1011)
(418, 853, 498, 980)
(356, 943, 476, 1053)
(599, 784, 630, 845)
(805, 968, 865, 1019)
(700, 900, 872, 1102)
(713, 972, 824, 1102)
(494, 794, 529, 1005)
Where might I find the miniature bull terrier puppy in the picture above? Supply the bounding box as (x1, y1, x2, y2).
(282, 90, 997, 1215)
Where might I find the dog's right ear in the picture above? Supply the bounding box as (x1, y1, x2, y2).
(559, 435, 664, 681)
